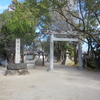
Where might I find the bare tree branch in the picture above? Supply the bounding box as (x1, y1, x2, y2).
(93, 11, 100, 25)
(79, 0, 85, 31)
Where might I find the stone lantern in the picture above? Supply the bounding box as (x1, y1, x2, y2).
(66, 50, 70, 59)
(65, 50, 72, 65)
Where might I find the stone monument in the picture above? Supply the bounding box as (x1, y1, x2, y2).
(6, 39, 29, 76)
(15, 39, 20, 63)
(65, 50, 73, 65)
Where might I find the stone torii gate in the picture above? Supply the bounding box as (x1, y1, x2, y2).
(42, 30, 83, 71)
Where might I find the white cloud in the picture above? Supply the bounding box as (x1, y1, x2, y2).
(0, 5, 8, 10)
(0, 5, 8, 13)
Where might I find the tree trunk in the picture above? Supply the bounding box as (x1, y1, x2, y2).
(21, 48, 24, 63)
(94, 52, 99, 70)
(73, 44, 78, 64)
(21, 41, 24, 63)
(91, 45, 99, 70)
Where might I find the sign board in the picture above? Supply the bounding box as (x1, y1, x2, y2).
(15, 39, 20, 63)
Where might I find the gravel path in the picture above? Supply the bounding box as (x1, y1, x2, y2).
(0, 63, 100, 100)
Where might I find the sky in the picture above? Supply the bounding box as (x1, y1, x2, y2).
(0, 0, 12, 13)
(0, 0, 24, 13)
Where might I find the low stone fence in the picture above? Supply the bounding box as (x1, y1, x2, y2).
(24, 56, 39, 69)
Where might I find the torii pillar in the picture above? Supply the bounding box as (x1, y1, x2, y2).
(78, 36, 83, 69)
(48, 33, 83, 71)
(48, 33, 54, 71)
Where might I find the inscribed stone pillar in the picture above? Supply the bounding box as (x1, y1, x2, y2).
(15, 39, 20, 63)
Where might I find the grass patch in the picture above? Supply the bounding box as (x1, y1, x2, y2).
(84, 65, 96, 71)
(74, 64, 79, 68)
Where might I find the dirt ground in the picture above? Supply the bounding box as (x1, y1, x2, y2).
(0, 62, 100, 100)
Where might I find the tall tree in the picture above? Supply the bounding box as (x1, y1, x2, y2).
(48, 0, 100, 44)
(0, 0, 37, 62)
(41, 0, 100, 67)
(25, 0, 51, 29)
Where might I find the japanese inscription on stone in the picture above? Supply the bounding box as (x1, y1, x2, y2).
(15, 39, 20, 63)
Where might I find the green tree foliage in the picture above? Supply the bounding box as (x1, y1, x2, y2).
(1, 0, 36, 42)
(54, 41, 74, 62)
(25, 0, 51, 28)
(0, 0, 37, 62)
(40, 40, 50, 53)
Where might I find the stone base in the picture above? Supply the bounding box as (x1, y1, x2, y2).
(47, 69, 54, 71)
(8, 63, 27, 70)
(65, 58, 73, 65)
(19, 69, 30, 75)
(5, 70, 13, 76)
(5, 63, 29, 76)
(77, 67, 84, 70)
